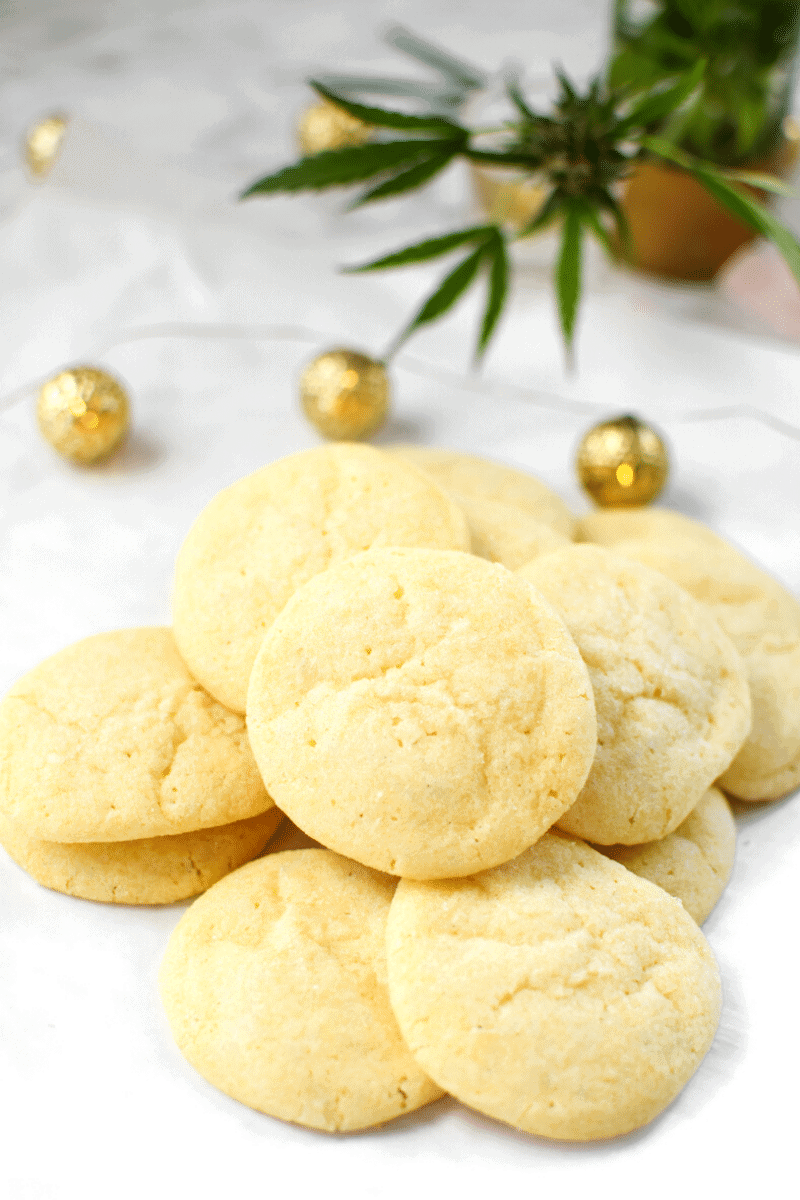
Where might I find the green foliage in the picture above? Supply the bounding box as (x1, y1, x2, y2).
(242, 26, 800, 366)
(610, 0, 800, 164)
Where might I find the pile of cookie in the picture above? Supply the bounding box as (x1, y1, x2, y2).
(2, 442, 799, 1142)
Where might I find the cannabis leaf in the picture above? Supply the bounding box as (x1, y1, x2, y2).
(644, 135, 800, 286)
(310, 82, 467, 137)
(241, 140, 452, 196)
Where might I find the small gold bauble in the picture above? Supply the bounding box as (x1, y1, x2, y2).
(300, 349, 390, 441)
(297, 99, 372, 155)
(576, 413, 669, 507)
(25, 114, 68, 178)
(37, 367, 130, 464)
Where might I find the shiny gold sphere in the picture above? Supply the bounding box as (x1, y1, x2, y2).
(297, 99, 372, 155)
(576, 414, 669, 507)
(25, 114, 68, 178)
(37, 367, 130, 464)
(300, 349, 390, 441)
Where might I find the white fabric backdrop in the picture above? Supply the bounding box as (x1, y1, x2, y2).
(1, 3, 800, 1198)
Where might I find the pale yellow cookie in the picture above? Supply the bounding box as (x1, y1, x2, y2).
(519, 546, 751, 844)
(454, 492, 570, 571)
(0, 628, 273, 842)
(385, 831, 722, 1141)
(577, 507, 725, 549)
(159, 849, 444, 1131)
(0, 807, 282, 905)
(594, 786, 736, 924)
(390, 446, 577, 537)
(172, 444, 470, 713)
(247, 548, 596, 879)
(579, 511, 800, 801)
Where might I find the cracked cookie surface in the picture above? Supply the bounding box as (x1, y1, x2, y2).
(385, 831, 721, 1141)
(594, 786, 735, 925)
(0, 627, 273, 842)
(519, 546, 751, 844)
(0, 806, 281, 904)
(159, 848, 444, 1131)
(389, 446, 577, 537)
(246, 547, 597, 879)
(172, 444, 470, 713)
(578, 509, 800, 801)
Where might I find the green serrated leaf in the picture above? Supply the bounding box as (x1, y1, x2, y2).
(388, 244, 488, 357)
(477, 233, 509, 359)
(348, 150, 455, 207)
(314, 73, 464, 106)
(718, 170, 797, 197)
(462, 147, 541, 168)
(343, 225, 496, 272)
(383, 24, 486, 90)
(579, 205, 614, 258)
(241, 140, 453, 197)
(311, 81, 466, 136)
(516, 188, 564, 239)
(644, 136, 800, 287)
(555, 202, 584, 352)
(613, 58, 706, 137)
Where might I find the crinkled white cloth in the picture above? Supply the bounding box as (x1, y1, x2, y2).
(2, 11, 800, 1199)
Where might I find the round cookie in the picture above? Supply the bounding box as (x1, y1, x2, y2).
(0, 807, 282, 905)
(577, 506, 725, 549)
(0, 628, 273, 842)
(454, 492, 570, 571)
(159, 849, 444, 1131)
(246, 547, 597, 879)
(172, 444, 470, 712)
(594, 786, 736, 924)
(519, 545, 751, 844)
(385, 831, 722, 1142)
(390, 445, 577, 538)
(579, 513, 800, 801)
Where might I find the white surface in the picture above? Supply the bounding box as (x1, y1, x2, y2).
(1, 4, 800, 1198)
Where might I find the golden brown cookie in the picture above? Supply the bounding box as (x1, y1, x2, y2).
(594, 786, 736, 924)
(246, 547, 597, 879)
(386, 832, 722, 1141)
(172, 444, 471, 713)
(0, 628, 273, 842)
(159, 849, 444, 1131)
(0, 807, 282, 905)
(390, 446, 576, 537)
(519, 546, 751, 844)
(454, 492, 570, 571)
(578, 509, 800, 801)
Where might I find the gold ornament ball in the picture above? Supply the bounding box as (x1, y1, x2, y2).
(37, 367, 130, 464)
(25, 114, 68, 178)
(576, 413, 669, 507)
(300, 349, 390, 441)
(297, 99, 372, 154)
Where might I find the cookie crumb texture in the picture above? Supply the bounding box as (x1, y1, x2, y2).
(596, 786, 736, 925)
(172, 443, 471, 713)
(0, 807, 282, 905)
(521, 546, 751, 844)
(578, 509, 800, 801)
(386, 833, 722, 1141)
(246, 548, 597, 879)
(0, 628, 272, 842)
(159, 849, 444, 1131)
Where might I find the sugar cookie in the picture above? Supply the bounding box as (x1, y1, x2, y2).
(0, 628, 273, 842)
(159, 849, 444, 1131)
(454, 492, 570, 570)
(247, 547, 596, 879)
(578, 510, 800, 800)
(519, 546, 751, 844)
(0, 807, 282, 905)
(385, 831, 722, 1141)
(390, 446, 576, 537)
(594, 786, 736, 924)
(172, 444, 470, 712)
